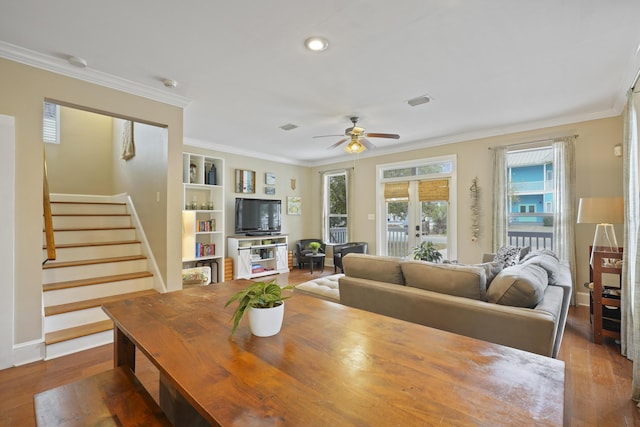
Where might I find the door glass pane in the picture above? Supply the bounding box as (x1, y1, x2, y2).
(386, 201, 409, 257)
(420, 201, 448, 260)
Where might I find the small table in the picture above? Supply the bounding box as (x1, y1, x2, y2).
(307, 253, 325, 273)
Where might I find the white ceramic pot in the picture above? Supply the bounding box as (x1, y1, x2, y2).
(249, 302, 285, 337)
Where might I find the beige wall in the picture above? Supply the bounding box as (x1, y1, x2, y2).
(0, 58, 183, 349)
(45, 107, 114, 194)
(112, 119, 169, 280)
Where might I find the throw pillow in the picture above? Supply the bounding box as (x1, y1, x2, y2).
(486, 263, 548, 308)
(493, 245, 529, 267)
(475, 261, 503, 287)
(522, 253, 560, 285)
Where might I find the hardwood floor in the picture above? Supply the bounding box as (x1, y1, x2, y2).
(1, 267, 639, 426)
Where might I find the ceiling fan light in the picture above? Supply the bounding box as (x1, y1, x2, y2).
(344, 140, 365, 154)
(304, 36, 329, 52)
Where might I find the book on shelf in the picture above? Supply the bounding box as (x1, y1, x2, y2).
(195, 243, 215, 258)
(198, 219, 216, 232)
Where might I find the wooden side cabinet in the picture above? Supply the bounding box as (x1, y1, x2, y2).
(591, 250, 623, 344)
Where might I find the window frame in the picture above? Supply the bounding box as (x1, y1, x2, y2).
(323, 170, 349, 244)
(43, 101, 60, 144)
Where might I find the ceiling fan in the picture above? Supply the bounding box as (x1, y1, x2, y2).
(313, 117, 400, 154)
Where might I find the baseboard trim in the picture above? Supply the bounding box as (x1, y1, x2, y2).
(13, 339, 45, 366)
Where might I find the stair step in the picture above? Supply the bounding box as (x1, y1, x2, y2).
(46, 226, 136, 232)
(45, 320, 114, 345)
(45, 289, 159, 316)
(51, 201, 126, 205)
(43, 254, 146, 270)
(50, 201, 128, 215)
(43, 240, 141, 250)
(43, 271, 153, 292)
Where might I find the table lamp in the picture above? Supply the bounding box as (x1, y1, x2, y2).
(577, 197, 624, 266)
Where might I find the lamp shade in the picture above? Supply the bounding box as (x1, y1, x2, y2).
(577, 197, 624, 224)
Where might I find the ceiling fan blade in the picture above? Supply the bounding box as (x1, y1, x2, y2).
(328, 138, 348, 149)
(365, 132, 400, 139)
(360, 137, 375, 150)
(313, 134, 345, 139)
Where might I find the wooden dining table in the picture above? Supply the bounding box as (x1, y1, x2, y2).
(102, 279, 565, 426)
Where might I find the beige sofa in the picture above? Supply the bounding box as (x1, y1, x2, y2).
(339, 253, 572, 358)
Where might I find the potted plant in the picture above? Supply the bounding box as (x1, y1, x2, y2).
(225, 280, 293, 337)
(308, 241, 322, 254)
(412, 241, 443, 263)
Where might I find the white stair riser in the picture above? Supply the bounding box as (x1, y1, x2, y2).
(43, 259, 148, 284)
(50, 203, 127, 215)
(45, 330, 113, 360)
(47, 228, 137, 245)
(52, 215, 132, 229)
(42, 243, 142, 263)
(44, 307, 109, 333)
(43, 276, 154, 306)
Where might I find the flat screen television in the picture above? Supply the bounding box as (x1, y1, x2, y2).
(235, 198, 282, 235)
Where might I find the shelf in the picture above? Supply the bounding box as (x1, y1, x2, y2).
(181, 152, 225, 284)
(590, 249, 623, 344)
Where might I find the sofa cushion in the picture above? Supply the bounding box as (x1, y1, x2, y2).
(342, 253, 405, 285)
(401, 260, 487, 301)
(521, 252, 561, 285)
(493, 245, 530, 267)
(487, 263, 548, 308)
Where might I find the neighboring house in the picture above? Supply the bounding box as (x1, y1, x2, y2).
(508, 148, 554, 225)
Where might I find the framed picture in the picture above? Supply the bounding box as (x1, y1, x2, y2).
(235, 169, 256, 193)
(287, 196, 301, 215)
(265, 186, 276, 195)
(265, 172, 276, 185)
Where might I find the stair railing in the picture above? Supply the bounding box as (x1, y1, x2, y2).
(43, 147, 56, 264)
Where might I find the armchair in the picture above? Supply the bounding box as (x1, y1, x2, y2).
(296, 239, 326, 269)
(333, 242, 368, 273)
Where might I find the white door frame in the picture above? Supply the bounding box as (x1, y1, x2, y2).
(0, 115, 15, 369)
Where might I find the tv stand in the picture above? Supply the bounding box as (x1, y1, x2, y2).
(227, 235, 289, 279)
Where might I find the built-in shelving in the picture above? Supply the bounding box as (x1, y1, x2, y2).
(182, 152, 225, 283)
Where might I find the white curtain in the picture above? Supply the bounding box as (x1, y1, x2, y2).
(620, 90, 640, 403)
(552, 137, 577, 304)
(491, 146, 508, 251)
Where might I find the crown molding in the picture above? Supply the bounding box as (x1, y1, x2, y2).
(0, 41, 191, 108)
(183, 137, 310, 166)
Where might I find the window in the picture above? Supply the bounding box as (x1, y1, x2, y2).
(507, 146, 553, 247)
(43, 101, 59, 144)
(323, 171, 348, 244)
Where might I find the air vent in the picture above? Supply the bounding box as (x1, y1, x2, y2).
(279, 123, 299, 131)
(407, 95, 431, 107)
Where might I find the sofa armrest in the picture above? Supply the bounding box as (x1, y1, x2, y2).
(339, 276, 559, 357)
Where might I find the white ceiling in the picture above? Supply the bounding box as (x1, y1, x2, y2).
(2, 1, 640, 165)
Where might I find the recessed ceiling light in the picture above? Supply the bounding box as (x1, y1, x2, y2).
(304, 36, 329, 52)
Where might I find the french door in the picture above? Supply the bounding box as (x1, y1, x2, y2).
(385, 180, 450, 260)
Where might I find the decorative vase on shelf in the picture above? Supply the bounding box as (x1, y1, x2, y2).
(208, 164, 217, 186)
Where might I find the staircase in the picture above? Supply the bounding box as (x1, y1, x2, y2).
(42, 195, 159, 359)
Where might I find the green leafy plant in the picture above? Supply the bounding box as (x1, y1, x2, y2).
(412, 241, 443, 263)
(225, 280, 293, 335)
(308, 241, 322, 252)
